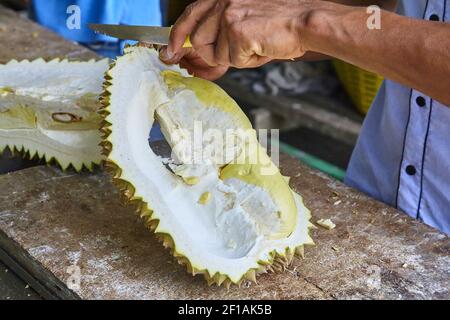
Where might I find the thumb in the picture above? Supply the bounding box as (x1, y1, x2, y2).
(160, 47, 175, 62)
(160, 47, 194, 65)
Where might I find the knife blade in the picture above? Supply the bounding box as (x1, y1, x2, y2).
(88, 24, 191, 47)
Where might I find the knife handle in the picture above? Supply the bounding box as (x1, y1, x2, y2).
(183, 35, 192, 48)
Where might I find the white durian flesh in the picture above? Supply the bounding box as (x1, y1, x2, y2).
(0, 58, 109, 171)
(101, 46, 314, 287)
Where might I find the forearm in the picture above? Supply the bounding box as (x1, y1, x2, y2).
(301, 2, 450, 105)
(294, 0, 397, 61)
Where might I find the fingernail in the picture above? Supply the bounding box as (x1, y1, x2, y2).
(160, 47, 174, 61)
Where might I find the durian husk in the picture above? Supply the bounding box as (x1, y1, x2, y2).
(0, 57, 107, 172)
(99, 49, 315, 287)
(0, 144, 99, 172)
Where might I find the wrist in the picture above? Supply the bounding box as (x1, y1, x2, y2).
(296, 2, 358, 55)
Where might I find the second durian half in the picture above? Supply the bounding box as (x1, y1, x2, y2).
(101, 46, 313, 287)
(0, 58, 109, 171)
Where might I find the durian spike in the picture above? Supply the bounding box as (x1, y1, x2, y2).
(223, 279, 232, 290)
(244, 269, 258, 284)
(285, 250, 295, 265)
(295, 245, 305, 259)
(215, 274, 228, 286)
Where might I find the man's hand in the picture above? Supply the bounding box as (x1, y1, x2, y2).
(161, 0, 314, 71)
(160, 0, 450, 106)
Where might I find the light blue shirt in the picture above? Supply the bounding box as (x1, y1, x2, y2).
(345, 0, 450, 234)
(31, 0, 163, 43)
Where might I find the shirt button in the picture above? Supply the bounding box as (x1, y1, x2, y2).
(429, 14, 440, 21)
(416, 96, 426, 107)
(406, 165, 417, 176)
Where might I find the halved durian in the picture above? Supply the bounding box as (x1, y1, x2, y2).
(0, 58, 109, 171)
(101, 46, 314, 287)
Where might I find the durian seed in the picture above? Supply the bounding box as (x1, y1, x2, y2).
(52, 112, 82, 123)
(198, 192, 211, 205)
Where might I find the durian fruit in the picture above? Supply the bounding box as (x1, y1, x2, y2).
(0, 58, 109, 171)
(101, 46, 314, 287)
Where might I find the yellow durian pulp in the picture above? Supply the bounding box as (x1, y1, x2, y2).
(220, 144, 298, 240)
(162, 70, 253, 128)
(160, 70, 297, 240)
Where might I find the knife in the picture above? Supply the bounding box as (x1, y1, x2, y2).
(88, 24, 192, 48)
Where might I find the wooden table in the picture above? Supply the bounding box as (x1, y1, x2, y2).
(0, 6, 448, 300)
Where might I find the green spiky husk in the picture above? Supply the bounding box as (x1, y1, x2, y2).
(0, 143, 99, 172)
(99, 53, 314, 288)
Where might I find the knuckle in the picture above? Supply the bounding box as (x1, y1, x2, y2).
(223, 9, 238, 24)
(214, 0, 227, 13)
(230, 52, 244, 68)
(228, 21, 244, 37)
(223, 3, 244, 23)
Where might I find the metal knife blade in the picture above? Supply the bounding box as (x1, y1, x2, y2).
(88, 24, 172, 45)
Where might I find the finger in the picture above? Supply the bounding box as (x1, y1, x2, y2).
(248, 55, 272, 68)
(234, 54, 272, 69)
(180, 58, 229, 80)
(169, 0, 217, 56)
(213, 20, 231, 66)
(160, 46, 193, 64)
(229, 38, 248, 68)
(190, 2, 225, 66)
(229, 39, 271, 68)
(159, 47, 194, 64)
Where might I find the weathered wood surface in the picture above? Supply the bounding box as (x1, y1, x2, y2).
(0, 6, 96, 64)
(0, 5, 448, 300)
(0, 160, 449, 300)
